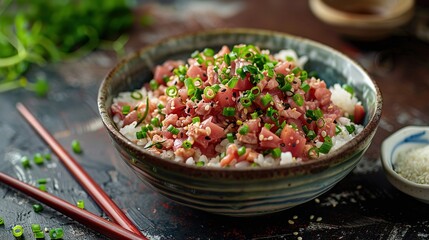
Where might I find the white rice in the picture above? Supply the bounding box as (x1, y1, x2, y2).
(330, 83, 360, 116)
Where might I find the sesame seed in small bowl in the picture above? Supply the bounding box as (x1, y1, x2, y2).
(381, 126, 429, 204)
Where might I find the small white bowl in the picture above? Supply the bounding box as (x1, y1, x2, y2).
(381, 126, 429, 203)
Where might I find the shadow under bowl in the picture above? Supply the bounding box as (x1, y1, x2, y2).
(98, 28, 382, 216)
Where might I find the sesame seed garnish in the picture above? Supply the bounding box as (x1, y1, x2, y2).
(288, 220, 294, 225)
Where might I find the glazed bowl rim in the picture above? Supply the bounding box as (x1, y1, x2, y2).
(98, 28, 382, 176)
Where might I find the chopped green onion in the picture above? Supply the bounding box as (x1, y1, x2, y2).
(77, 200, 85, 209)
(293, 93, 304, 106)
(306, 130, 316, 140)
(37, 178, 47, 184)
(193, 77, 203, 88)
(157, 103, 165, 110)
(335, 125, 342, 135)
(162, 76, 170, 83)
(49, 228, 64, 239)
(33, 203, 44, 213)
(291, 67, 301, 75)
(272, 148, 281, 158)
(0, 217, 4, 225)
(12, 225, 24, 238)
(237, 146, 246, 156)
(308, 147, 319, 158)
(302, 125, 309, 134)
(343, 84, 354, 96)
(220, 152, 226, 159)
(203, 48, 215, 57)
(301, 82, 310, 93)
(212, 84, 221, 92)
(38, 184, 47, 192)
(236, 67, 244, 78)
(286, 74, 295, 82)
(286, 56, 294, 61)
(191, 88, 204, 101)
(34, 231, 45, 239)
(227, 76, 239, 89)
(191, 50, 200, 58)
(224, 54, 231, 65)
(146, 123, 154, 131)
(261, 93, 273, 106)
(71, 139, 82, 154)
(31, 224, 42, 233)
(196, 161, 205, 167)
(222, 107, 236, 117)
(251, 162, 259, 167)
(182, 140, 192, 149)
(319, 136, 333, 154)
(166, 125, 180, 135)
(266, 107, 278, 119)
(44, 153, 51, 160)
(250, 112, 259, 119)
(264, 123, 272, 129)
(121, 105, 131, 115)
(151, 117, 160, 127)
(239, 124, 249, 135)
(136, 131, 146, 139)
(21, 156, 31, 168)
(300, 70, 308, 80)
(131, 91, 143, 100)
(149, 79, 159, 90)
(226, 133, 234, 143)
(192, 116, 200, 123)
(203, 86, 216, 99)
(279, 80, 292, 92)
(240, 96, 252, 107)
(250, 86, 261, 96)
(345, 124, 356, 134)
(184, 78, 196, 96)
(166, 85, 178, 97)
(33, 153, 44, 165)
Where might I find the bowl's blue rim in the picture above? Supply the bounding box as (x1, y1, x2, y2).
(98, 28, 383, 178)
(381, 126, 429, 190)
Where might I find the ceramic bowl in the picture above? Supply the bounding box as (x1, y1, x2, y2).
(381, 126, 429, 204)
(309, 0, 415, 40)
(98, 28, 382, 216)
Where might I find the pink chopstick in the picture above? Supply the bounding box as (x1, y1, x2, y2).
(0, 172, 145, 240)
(16, 102, 146, 239)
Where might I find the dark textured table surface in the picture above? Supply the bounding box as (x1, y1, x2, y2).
(1, 1, 429, 239)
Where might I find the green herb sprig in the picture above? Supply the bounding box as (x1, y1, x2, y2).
(0, 0, 136, 95)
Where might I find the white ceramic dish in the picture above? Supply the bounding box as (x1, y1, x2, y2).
(381, 126, 429, 203)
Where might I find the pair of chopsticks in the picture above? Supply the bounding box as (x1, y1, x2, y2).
(0, 103, 148, 240)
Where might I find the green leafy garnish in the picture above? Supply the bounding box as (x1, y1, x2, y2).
(0, 0, 136, 95)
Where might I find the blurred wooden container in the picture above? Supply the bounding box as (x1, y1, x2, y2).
(309, 0, 415, 40)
